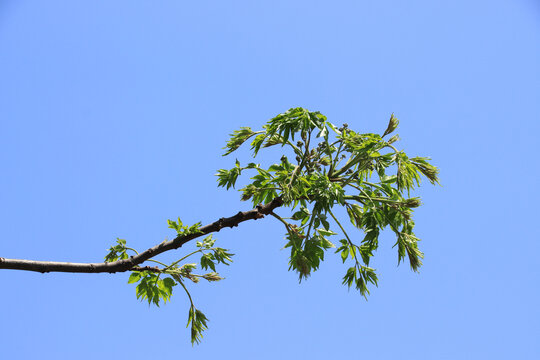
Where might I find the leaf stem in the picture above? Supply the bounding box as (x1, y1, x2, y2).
(270, 212, 293, 234)
(328, 208, 361, 269)
(165, 249, 204, 270)
(344, 194, 405, 206)
(305, 207, 316, 241)
(178, 278, 195, 308)
(126, 247, 139, 255)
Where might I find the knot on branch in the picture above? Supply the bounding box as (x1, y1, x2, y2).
(253, 204, 265, 219)
(223, 212, 241, 228)
(217, 217, 225, 231)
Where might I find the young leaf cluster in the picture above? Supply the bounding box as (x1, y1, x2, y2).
(187, 306, 209, 345)
(167, 218, 202, 236)
(104, 223, 233, 345)
(129, 271, 175, 306)
(219, 107, 439, 297)
(104, 238, 132, 262)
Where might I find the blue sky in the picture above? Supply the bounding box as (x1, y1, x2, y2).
(0, 0, 539, 358)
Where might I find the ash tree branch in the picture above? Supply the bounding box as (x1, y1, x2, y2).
(0, 197, 283, 274)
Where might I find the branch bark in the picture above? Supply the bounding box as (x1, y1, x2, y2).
(0, 197, 283, 274)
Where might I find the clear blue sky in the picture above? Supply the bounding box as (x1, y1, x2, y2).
(1, 1, 539, 358)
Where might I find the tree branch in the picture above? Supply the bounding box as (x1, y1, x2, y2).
(0, 197, 283, 274)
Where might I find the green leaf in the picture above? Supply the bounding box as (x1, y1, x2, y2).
(128, 272, 142, 284)
(381, 175, 397, 184)
(292, 207, 310, 221)
(202, 235, 216, 248)
(316, 125, 328, 138)
(346, 204, 363, 229)
(342, 267, 356, 288)
(162, 277, 176, 290)
(363, 229, 379, 245)
(327, 121, 341, 135)
(317, 228, 336, 237)
(202, 272, 224, 282)
(382, 113, 399, 138)
(250, 133, 267, 156)
(200, 253, 216, 271)
(215, 166, 242, 190)
(340, 248, 349, 263)
(104, 238, 129, 263)
(387, 134, 400, 144)
(167, 219, 181, 231)
(223, 127, 256, 156)
(187, 306, 209, 345)
(410, 157, 440, 185)
(359, 245, 371, 265)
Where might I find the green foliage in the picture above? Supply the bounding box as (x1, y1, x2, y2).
(223, 127, 260, 156)
(382, 113, 399, 138)
(105, 225, 233, 345)
(167, 217, 202, 236)
(187, 305, 209, 345)
(103, 108, 439, 344)
(131, 271, 175, 306)
(342, 265, 378, 299)
(219, 108, 439, 297)
(104, 238, 130, 262)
